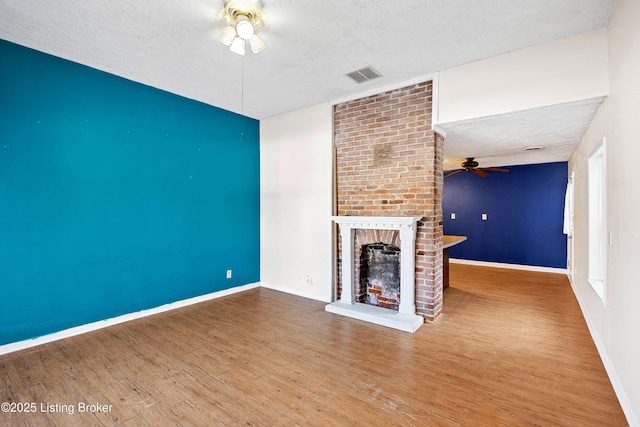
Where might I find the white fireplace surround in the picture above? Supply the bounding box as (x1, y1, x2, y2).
(326, 216, 424, 332)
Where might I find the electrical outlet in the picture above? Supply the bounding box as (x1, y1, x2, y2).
(482, 213, 488, 220)
(226, 270, 232, 279)
(304, 275, 313, 286)
(450, 213, 456, 220)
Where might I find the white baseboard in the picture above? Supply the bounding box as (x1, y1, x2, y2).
(0, 283, 260, 356)
(568, 278, 639, 427)
(450, 258, 568, 275)
(260, 282, 332, 303)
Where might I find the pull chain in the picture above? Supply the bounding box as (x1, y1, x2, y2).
(241, 54, 245, 142)
(241, 54, 244, 116)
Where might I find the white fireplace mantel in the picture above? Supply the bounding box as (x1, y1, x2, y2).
(326, 216, 424, 333)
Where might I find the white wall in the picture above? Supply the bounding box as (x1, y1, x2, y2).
(569, 0, 640, 424)
(569, 101, 608, 328)
(260, 103, 334, 302)
(438, 28, 609, 124)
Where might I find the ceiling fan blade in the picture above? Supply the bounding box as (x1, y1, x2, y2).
(473, 169, 489, 178)
(445, 169, 464, 178)
(483, 167, 509, 172)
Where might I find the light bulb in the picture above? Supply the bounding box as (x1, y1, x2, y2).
(235, 15, 255, 40)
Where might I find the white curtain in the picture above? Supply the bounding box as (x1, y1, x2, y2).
(563, 180, 573, 235)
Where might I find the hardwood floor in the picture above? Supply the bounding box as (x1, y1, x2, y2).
(1, 264, 628, 426)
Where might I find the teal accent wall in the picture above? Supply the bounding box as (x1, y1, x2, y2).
(0, 40, 260, 345)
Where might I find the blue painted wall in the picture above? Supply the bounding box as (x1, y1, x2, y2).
(443, 162, 567, 268)
(0, 40, 260, 345)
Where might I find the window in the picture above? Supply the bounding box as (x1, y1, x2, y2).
(587, 138, 606, 300)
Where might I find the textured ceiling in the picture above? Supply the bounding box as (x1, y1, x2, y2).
(439, 97, 606, 169)
(0, 0, 616, 166)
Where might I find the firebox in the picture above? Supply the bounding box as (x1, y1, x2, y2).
(359, 243, 401, 309)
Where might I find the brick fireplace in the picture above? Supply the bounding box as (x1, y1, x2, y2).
(327, 216, 424, 332)
(332, 80, 444, 326)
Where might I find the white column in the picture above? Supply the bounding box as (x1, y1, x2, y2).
(339, 226, 355, 304)
(398, 224, 418, 316)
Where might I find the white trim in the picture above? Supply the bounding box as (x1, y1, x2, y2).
(260, 282, 332, 303)
(568, 278, 639, 427)
(567, 171, 575, 282)
(325, 301, 423, 333)
(432, 124, 447, 137)
(331, 215, 423, 231)
(0, 283, 260, 356)
(450, 258, 567, 275)
(331, 73, 439, 129)
(587, 137, 607, 303)
(432, 73, 440, 126)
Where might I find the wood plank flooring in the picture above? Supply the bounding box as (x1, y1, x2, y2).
(0, 264, 628, 426)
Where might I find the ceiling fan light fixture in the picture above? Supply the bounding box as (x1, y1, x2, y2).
(219, 25, 237, 46)
(229, 37, 246, 55)
(462, 157, 479, 169)
(218, 0, 266, 55)
(249, 34, 266, 53)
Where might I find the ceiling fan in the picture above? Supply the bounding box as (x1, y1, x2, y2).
(445, 157, 509, 178)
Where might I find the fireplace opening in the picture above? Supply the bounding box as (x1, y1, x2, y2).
(359, 242, 401, 310)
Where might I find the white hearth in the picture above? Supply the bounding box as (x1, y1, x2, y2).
(327, 216, 424, 333)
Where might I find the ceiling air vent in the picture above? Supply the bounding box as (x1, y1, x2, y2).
(346, 66, 382, 83)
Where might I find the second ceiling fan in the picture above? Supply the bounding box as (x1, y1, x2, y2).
(445, 157, 509, 178)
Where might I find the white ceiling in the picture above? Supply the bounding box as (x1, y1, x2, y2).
(439, 97, 607, 169)
(0, 0, 616, 167)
